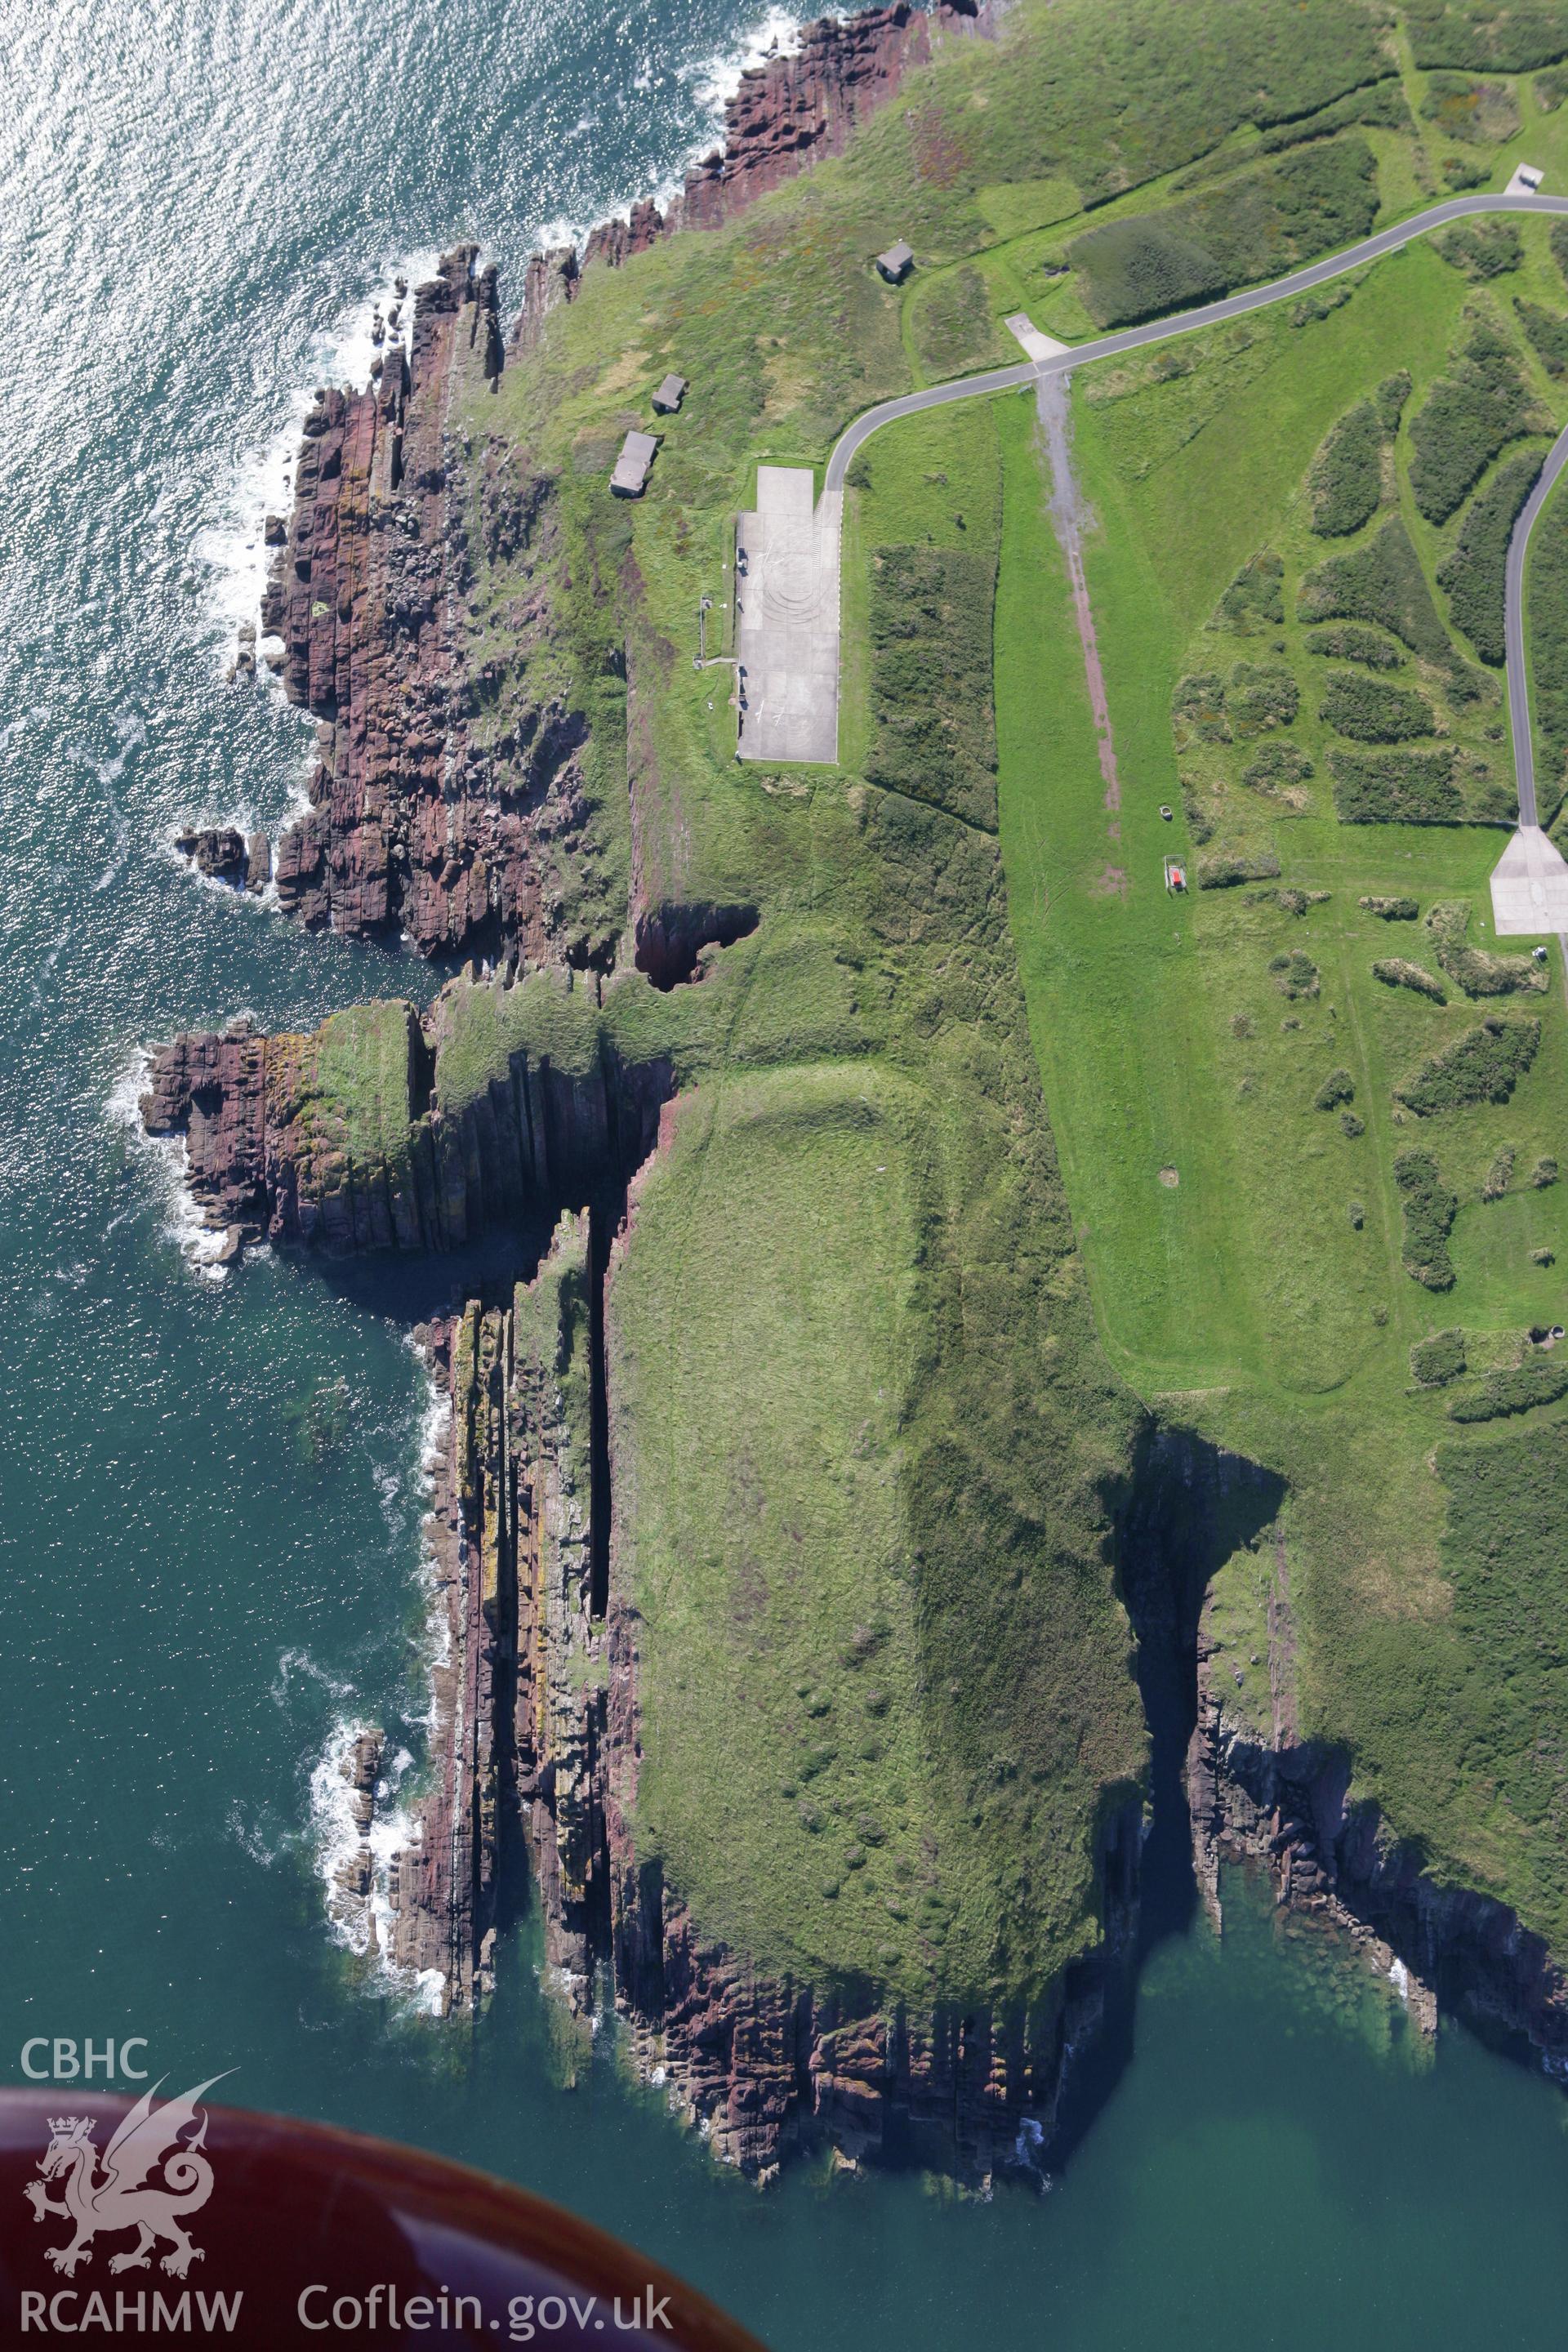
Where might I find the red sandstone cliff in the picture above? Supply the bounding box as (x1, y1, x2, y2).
(516, 4, 984, 344)
(255, 247, 600, 964)
(136, 983, 672, 1259)
(239, 8, 988, 965)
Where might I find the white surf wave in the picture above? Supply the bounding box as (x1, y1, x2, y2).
(307, 1356, 452, 2016)
(537, 7, 807, 252)
(197, 249, 440, 667)
(105, 1048, 230, 1284)
(684, 3, 802, 116)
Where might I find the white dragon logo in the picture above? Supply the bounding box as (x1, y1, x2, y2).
(24, 2076, 228, 2278)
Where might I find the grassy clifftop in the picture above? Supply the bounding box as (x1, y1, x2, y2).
(286, 0, 1568, 2011)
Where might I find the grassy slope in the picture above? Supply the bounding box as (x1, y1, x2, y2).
(991, 201, 1568, 1942)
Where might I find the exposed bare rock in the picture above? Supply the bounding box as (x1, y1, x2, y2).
(509, 247, 581, 356)
(572, 3, 987, 275)
(140, 1018, 270, 1234)
(247, 8, 991, 969)
(260, 247, 590, 961)
(678, 5, 942, 229)
(174, 826, 247, 886)
(581, 201, 667, 274)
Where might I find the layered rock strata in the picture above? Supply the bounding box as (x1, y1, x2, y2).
(174, 825, 270, 893)
(258, 247, 597, 961)
(514, 4, 983, 343)
(382, 1220, 604, 2011)
(137, 985, 672, 1257)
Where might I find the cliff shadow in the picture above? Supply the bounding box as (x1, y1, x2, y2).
(305, 1215, 560, 1325)
(1048, 1424, 1286, 2170)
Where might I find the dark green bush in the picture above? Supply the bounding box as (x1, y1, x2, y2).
(1437, 220, 1524, 278)
(1198, 848, 1282, 888)
(1341, 1110, 1365, 1137)
(1449, 1358, 1568, 1420)
(1411, 1328, 1468, 1384)
(1409, 323, 1540, 524)
(1516, 299, 1568, 376)
(1526, 479, 1568, 788)
(1535, 64, 1568, 107)
(1554, 219, 1568, 287)
(1068, 137, 1379, 327)
(1236, 76, 1417, 158)
(1270, 949, 1321, 998)
(1481, 1143, 1517, 1199)
(1321, 673, 1436, 742)
(1293, 283, 1355, 327)
(1182, 785, 1215, 843)
(1307, 399, 1385, 536)
(1214, 549, 1285, 632)
(1428, 898, 1548, 996)
(1534, 1155, 1560, 1187)
(867, 544, 998, 828)
(1172, 671, 1231, 742)
(1307, 624, 1405, 668)
(1441, 154, 1494, 189)
(1266, 886, 1331, 914)
(1360, 894, 1419, 919)
(1228, 662, 1298, 728)
(1376, 371, 1413, 432)
(1242, 742, 1314, 788)
(1373, 956, 1448, 1001)
(1409, 0, 1568, 70)
(1395, 1015, 1543, 1114)
(1298, 519, 1455, 663)
(1330, 746, 1463, 823)
(1394, 1149, 1459, 1289)
(1315, 1067, 1356, 1109)
(1437, 449, 1542, 663)
(1420, 70, 1522, 141)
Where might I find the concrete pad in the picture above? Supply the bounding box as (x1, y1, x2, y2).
(1506, 163, 1545, 195)
(1490, 824, 1568, 933)
(1004, 312, 1071, 362)
(735, 466, 840, 765)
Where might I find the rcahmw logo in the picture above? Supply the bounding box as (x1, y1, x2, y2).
(18, 2072, 241, 2334)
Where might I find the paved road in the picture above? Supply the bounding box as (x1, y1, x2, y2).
(824, 193, 1568, 497)
(1505, 414, 1568, 824)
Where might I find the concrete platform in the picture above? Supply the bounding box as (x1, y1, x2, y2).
(735, 466, 841, 765)
(1004, 312, 1071, 362)
(1490, 824, 1568, 933)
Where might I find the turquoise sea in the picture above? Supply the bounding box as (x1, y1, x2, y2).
(3, 1, 1568, 2341)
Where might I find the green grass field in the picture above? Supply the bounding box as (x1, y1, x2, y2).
(987, 218, 1568, 1942)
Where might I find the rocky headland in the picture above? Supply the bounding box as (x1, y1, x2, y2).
(140, 967, 1144, 2183)
(217, 2, 987, 969)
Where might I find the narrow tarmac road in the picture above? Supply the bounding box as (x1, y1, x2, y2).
(824, 189, 1568, 833)
(1505, 415, 1568, 825)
